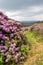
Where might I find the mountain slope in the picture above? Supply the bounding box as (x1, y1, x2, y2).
(24, 31, 43, 65)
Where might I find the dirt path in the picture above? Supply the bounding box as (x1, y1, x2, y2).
(24, 42, 43, 65)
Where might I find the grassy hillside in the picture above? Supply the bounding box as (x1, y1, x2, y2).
(17, 22, 43, 65)
(30, 23, 43, 43)
(22, 22, 43, 65)
(24, 30, 43, 65)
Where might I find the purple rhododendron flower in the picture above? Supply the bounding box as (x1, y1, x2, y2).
(0, 12, 27, 65)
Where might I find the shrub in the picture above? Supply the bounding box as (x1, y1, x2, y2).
(0, 12, 29, 65)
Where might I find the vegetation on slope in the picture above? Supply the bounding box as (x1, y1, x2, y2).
(24, 30, 43, 65)
(0, 12, 43, 65)
(30, 23, 43, 43)
(0, 12, 30, 65)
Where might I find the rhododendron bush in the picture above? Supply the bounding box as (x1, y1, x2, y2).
(0, 12, 29, 65)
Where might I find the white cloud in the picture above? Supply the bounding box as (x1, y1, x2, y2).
(0, 6, 43, 21)
(32, 14, 43, 21)
(29, 6, 43, 13)
(5, 11, 21, 16)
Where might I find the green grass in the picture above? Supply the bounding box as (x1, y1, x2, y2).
(32, 30, 43, 43)
(24, 31, 36, 44)
(36, 52, 43, 65)
(24, 30, 43, 65)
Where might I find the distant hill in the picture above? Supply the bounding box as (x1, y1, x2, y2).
(30, 22, 43, 31)
(19, 21, 36, 26)
(23, 21, 43, 31)
(18, 21, 43, 27)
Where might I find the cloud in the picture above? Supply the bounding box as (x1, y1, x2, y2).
(0, 0, 43, 10)
(2, 6, 43, 21)
(0, 0, 43, 21)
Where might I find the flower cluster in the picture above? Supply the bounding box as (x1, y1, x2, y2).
(0, 12, 28, 65)
(30, 23, 43, 31)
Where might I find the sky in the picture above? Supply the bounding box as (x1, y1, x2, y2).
(0, 0, 43, 21)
